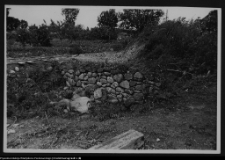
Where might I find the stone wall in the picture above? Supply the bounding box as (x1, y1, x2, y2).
(59, 61, 160, 105)
(7, 60, 161, 105)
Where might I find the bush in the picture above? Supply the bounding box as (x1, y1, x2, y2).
(139, 14, 217, 75)
(28, 24, 52, 47)
(69, 44, 83, 55)
(111, 43, 123, 51)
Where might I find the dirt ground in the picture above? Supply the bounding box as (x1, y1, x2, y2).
(6, 81, 217, 150)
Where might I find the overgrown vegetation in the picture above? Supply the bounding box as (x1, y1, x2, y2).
(6, 8, 218, 150)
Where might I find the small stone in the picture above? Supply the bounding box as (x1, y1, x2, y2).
(95, 100, 102, 104)
(125, 89, 133, 95)
(113, 74, 123, 83)
(15, 67, 19, 71)
(75, 70, 80, 76)
(27, 61, 34, 64)
(135, 85, 143, 91)
(63, 87, 68, 90)
(121, 93, 128, 98)
(18, 61, 25, 65)
(7, 129, 16, 134)
(9, 70, 16, 74)
(100, 78, 107, 84)
(116, 87, 124, 93)
(97, 82, 102, 86)
(68, 69, 74, 74)
(108, 94, 118, 103)
(134, 72, 143, 79)
(79, 73, 85, 80)
(92, 73, 97, 77)
(84, 75, 88, 81)
(88, 77, 96, 84)
(61, 70, 65, 75)
(148, 81, 154, 85)
(111, 82, 119, 88)
(68, 78, 75, 86)
(87, 72, 92, 77)
(76, 81, 82, 87)
(129, 81, 136, 87)
(104, 72, 111, 76)
(94, 88, 102, 99)
(124, 73, 133, 80)
(46, 66, 53, 71)
(106, 87, 113, 93)
(64, 109, 68, 113)
(102, 75, 107, 79)
(66, 81, 71, 87)
(65, 73, 73, 78)
(117, 95, 123, 99)
(107, 77, 114, 83)
(120, 80, 130, 89)
(110, 99, 118, 103)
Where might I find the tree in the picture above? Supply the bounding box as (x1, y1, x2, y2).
(97, 9, 118, 41)
(118, 9, 164, 33)
(28, 24, 52, 46)
(20, 20, 28, 29)
(7, 17, 21, 31)
(61, 8, 80, 43)
(62, 8, 79, 26)
(200, 10, 217, 33)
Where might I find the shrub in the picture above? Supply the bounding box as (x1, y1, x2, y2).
(69, 44, 83, 55)
(28, 24, 52, 47)
(111, 43, 123, 51)
(139, 15, 217, 75)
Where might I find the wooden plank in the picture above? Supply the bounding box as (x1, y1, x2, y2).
(89, 130, 144, 150)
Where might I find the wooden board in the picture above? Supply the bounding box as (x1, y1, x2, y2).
(89, 130, 144, 150)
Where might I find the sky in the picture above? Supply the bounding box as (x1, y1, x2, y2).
(6, 5, 215, 29)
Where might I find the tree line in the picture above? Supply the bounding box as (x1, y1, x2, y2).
(6, 8, 165, 46)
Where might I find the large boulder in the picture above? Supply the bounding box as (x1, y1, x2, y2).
(70, 97, 92, 114)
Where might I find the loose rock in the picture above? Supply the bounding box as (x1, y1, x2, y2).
(15, 67, 19, 71)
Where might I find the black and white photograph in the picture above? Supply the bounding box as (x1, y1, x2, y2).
(4, 5, 221, 154)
